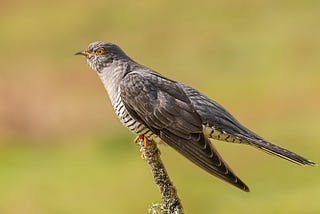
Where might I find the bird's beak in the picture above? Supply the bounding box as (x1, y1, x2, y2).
(75, 50, 93, 57)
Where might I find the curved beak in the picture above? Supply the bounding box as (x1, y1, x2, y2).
(75, 50, 94, 58)
(75, 50, 87, 56)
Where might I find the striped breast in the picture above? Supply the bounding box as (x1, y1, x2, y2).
(112, 93, 163, 143)
(97, 64, 163, 144)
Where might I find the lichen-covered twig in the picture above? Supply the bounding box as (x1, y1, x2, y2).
(137, 138, 184, 214)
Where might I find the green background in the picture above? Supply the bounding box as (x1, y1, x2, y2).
(0, 0, 319, 213)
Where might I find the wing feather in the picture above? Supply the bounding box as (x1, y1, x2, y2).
(120, 71, 249, 191)
(181, 83, 315, 166)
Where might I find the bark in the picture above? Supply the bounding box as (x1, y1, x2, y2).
(137, 138, 184, 214)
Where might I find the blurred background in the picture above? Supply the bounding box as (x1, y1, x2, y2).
(0, 0, 319, 213)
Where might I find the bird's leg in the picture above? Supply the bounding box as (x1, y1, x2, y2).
(134, 135, 161, 159)
(143, 137, 149, 148)
(134, 134, 149, 148)
(134, 134, 143, 144)
(134, 134, 150, 159)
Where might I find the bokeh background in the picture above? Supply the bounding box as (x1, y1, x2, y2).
(0, 0, 319, 213)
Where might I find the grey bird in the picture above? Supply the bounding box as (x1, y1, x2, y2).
(76, 41, 315, 192)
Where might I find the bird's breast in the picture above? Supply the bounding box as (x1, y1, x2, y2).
(97, 66, 163, 144)
(112, 94, 163, 144)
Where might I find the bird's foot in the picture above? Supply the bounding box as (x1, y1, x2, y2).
(140, 153, 145, 159)
(134, 134, 149, 148)
(134, 134, 149, 159)
(134, 135, 160, 159)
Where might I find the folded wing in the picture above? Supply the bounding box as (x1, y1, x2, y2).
(120, 71, 249, 191)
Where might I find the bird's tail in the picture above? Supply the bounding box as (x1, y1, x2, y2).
(205, 126, 316, 166)
(241, 136, 316, 166)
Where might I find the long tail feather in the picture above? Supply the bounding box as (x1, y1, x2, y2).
(240, 135, 316, 166)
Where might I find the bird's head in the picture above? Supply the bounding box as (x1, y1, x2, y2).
(75, 41, 128, 73)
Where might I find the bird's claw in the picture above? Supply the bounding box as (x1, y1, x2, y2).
(134, 135, 153, 159)
(134, 134, 149, 148)
(140, 153, 145, 159)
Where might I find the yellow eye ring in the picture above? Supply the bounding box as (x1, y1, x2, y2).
(95, 48, 105, 55)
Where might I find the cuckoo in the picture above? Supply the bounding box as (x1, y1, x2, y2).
(76, 41, 315, 192)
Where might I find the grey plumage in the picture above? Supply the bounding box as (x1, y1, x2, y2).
(76, 41, 315, 192)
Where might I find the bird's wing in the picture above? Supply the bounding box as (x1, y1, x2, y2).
(120, 71, 249, 191)
(181, 84, 315, 166)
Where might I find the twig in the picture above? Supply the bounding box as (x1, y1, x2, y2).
(137, 138, 184, 214)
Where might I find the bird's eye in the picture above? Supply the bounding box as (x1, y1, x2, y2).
(95, 48, 105, 55)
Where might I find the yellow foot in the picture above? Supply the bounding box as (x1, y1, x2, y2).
(140, 153, 145, 159)
(134, 134, 144, 144)
(143, 137, 149, 148)
(134, 134, 149, 148)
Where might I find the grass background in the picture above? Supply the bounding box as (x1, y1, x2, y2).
(0, 0, 319, 213)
